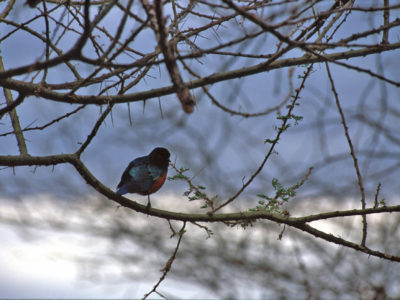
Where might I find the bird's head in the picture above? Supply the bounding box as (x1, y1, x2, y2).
(149, 147, 170, 168)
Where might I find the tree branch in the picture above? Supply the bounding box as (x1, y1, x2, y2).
(0, 42, 398, 105)
(143, 0, 195, 113)
(325, 62, 367, 246)
(142, 221, 186, 300)
(0, 57, 28, 155)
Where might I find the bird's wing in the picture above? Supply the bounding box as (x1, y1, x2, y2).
(148, 164, 164, 180)
(117, 156, 148, 189)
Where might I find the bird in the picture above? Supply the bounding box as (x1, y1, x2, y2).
(116, 147, 170, 208)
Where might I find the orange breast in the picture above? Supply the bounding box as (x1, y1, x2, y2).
(147, 171, 167, 194)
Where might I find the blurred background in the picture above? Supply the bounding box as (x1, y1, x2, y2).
(1, 0, 400, 298)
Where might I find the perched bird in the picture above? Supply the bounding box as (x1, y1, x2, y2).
(116, 147, 170, 208)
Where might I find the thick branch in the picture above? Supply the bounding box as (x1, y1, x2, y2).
(1, 154, 399, 224)
(1, 153, 400, 262)
(144, 0, 195, 113)
(0, 43, 398, 105)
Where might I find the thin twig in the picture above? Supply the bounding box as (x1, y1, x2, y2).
(373, 183, 382, 208)
(142, 221, 186, 300)
(0, 104, 86, 137)
(170, 163, 215, 210)
(325, 62, 367, 247)
(0, 92, 25, 118)
(211, 65, 313, 213)
(76, 103, 113, 156)
(191, 221, 213, 239)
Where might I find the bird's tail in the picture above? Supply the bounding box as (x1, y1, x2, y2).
(116, 185, 128, 195)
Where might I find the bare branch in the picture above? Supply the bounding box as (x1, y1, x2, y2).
(143, 0, 196, 113)
(76, 103, 114, 156)
(142, 221, 186, 299)
(0, 57, 28, 155)
(325, 62, 367, 246)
